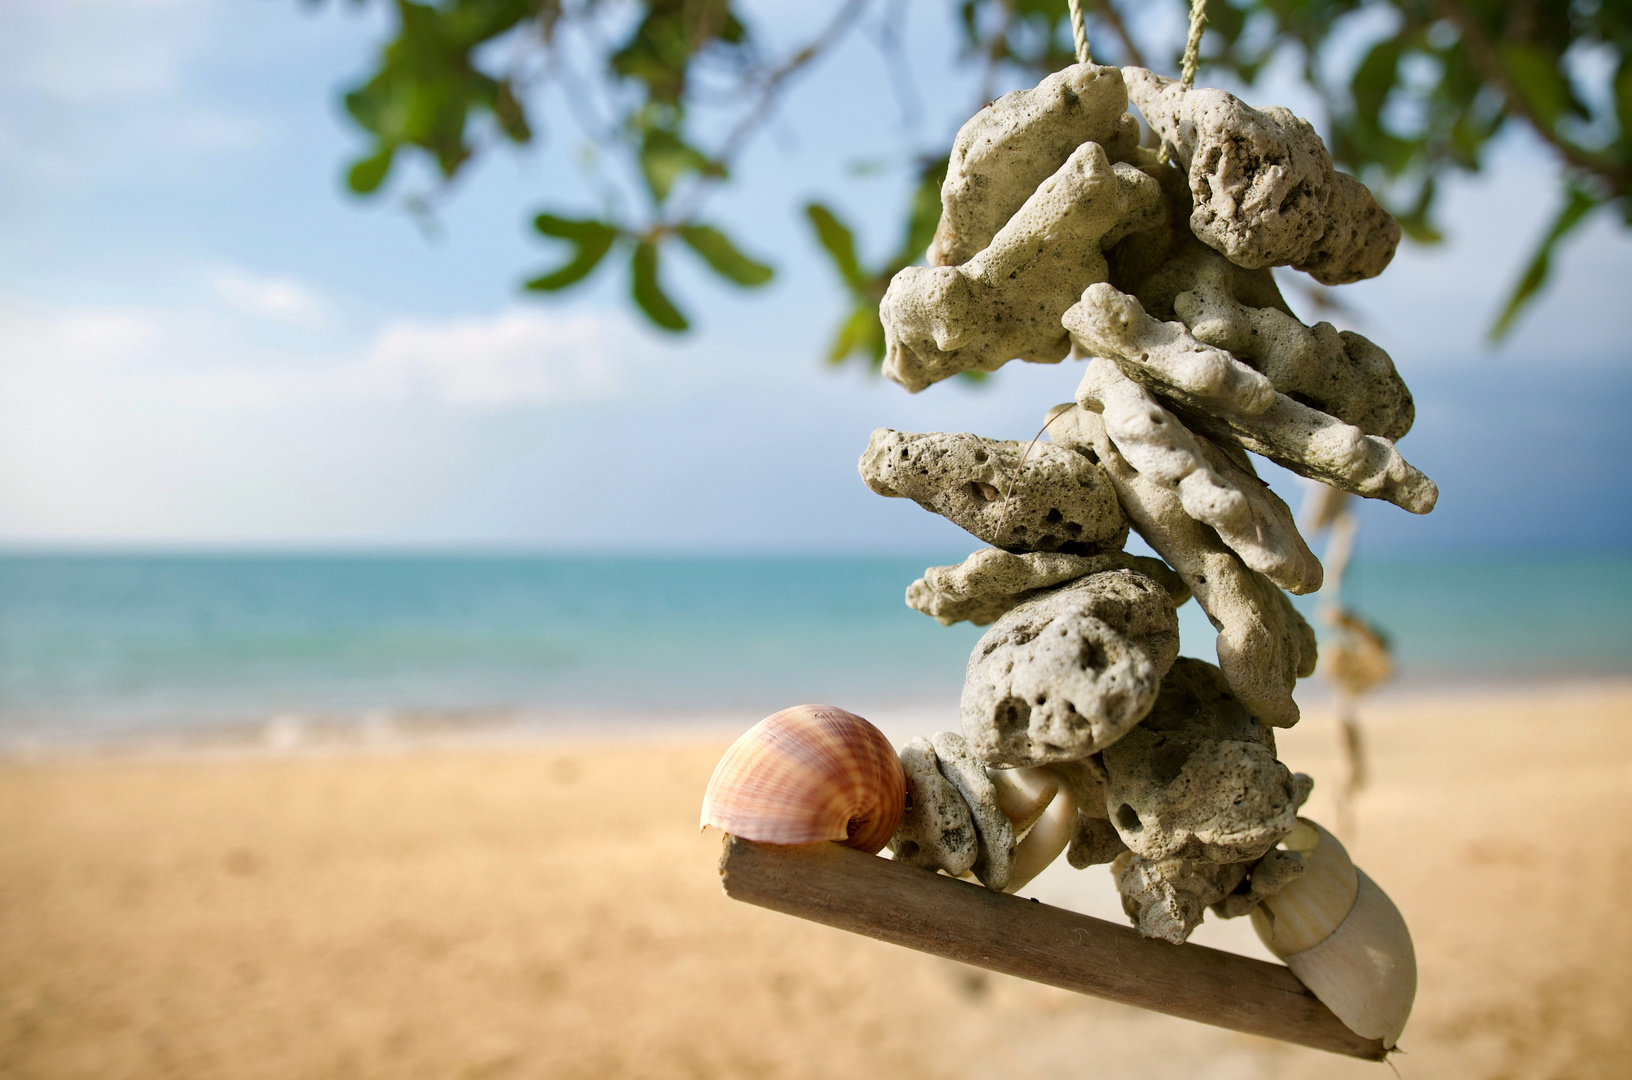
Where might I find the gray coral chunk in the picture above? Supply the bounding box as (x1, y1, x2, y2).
(1068, 815, 1128, 868)
(888, 737, 978, 877)
(929, 731, 1015, 891)
(1050, 402, 1315, 727)
(1136, 239, 1415, 440)
(1113, 851, 1247, 943)
(1101, 657, 1303, 863)
(1212, 847, 1308, 919)
(1065, 287, 1436, 514)
(882, 142, 1164, 393)
(931, 63, 1131, 267)
(1123, 67, 1399, 285)
(859, 429, 1126, 555)
(961, 570, 1180, 767)
(907, 547, 1189, 627)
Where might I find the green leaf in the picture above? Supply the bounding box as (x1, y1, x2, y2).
(1498, 42, 1572, 130)
(638, 128, 721, 203)
(677, 224, 773, 286)
(1351, 38, 1402, 122)
(825, 304, 877, 364)
(346, 147, 396, 194)
(1616, 56, 1632, 145)
(525, 216, 618, 292)
(1489, 183, 1601, 341)
(631, 240, 688, 332)
(804, 204, 864, 289)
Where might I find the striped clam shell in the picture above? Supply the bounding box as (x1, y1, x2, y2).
(700, 705, 906, 854)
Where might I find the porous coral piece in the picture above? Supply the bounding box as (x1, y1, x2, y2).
(930, 63, 1130, 267)
(1076, 358, 1323, 593)
(888, 737, 978, 877)
(906, 547, 1189, 627)
(1112, 851, 1247, 944)
(929, 731, 1016, 891)
(1122, 67, 1400, 285)
(1066, 286, 1437, 513)
(1100, 657, 1304, 863)
(859, 428, 1127, 555)
(882, 142, 1164, 392)
(1068, 815, 1128, 868)
(1050, 401, 1316, 727)
(961, 570, 1180, 767)
(1135, 239, 1415, 440)
(1212, 846, 1308, 919)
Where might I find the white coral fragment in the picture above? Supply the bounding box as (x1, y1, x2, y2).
(1123, 67, 1400, 285)
(929, 731, 1016, 891)
(931, 63, 1131, 267)
(1075, 360, 1324, 594)
(961, 570, 1179, 766)
(882, 142, 1164, 392)
(1136, 240, 1415, 440)
(888, 737, 978, 877)
(859, 428, 1126, 554)
(1066, 288, 1436, 513)
(907, 547, 1189, 627)
(1113, 851, 1247, 944)
(1100, 658, 1304, 863)
(1051, 403, 1315, 727)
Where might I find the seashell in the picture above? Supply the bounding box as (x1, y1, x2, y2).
(1251, 818, 1416, 1047)
(986, 765, 1060, 832)
(700, 705, 906, 854)
(1002, 768, 1078, 893)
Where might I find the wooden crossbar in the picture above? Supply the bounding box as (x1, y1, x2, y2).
(718, 837, 1386, 1061)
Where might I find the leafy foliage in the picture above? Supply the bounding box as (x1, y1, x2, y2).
(329, 0, 1632, 349)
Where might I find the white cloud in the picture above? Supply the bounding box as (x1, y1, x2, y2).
(212, 270, 328, 328)
(0, 290, 641, 540)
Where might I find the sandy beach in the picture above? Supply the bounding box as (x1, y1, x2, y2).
(4, 681, 1631, 1079)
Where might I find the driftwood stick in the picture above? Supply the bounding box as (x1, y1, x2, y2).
(719, 836, 1386, 1061)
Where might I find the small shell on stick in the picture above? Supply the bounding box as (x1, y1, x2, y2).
(700, 705, 906, 854)
(1252, 819, 1416, 1047)
(1003, 771, 1078, 893)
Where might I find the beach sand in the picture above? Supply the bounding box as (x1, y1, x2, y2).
(4, 681, 1631, 1079)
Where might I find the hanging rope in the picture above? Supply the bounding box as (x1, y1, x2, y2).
(1066, 0, 1091, 65)
(1181, 0, 1208, 87)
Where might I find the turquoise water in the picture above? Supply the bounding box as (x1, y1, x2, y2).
(1, 552, 1628, 742)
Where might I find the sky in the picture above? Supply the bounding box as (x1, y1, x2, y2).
(0, 0, 1628, 555)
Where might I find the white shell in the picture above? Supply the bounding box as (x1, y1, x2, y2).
(1283, 870, 1416, 1047)
(989, 766, 1077, 893)
(1251, 819, 1416, 1048)
(1251, 819, 1358, 955)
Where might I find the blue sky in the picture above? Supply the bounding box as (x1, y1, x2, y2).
(1, 0, 1628, 555)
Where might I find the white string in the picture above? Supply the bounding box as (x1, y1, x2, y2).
(1066, 0, 1091, 65)
(1181, 0, 1208, 87)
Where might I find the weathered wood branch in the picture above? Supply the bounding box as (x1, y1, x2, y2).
(719, 836, 1386, 1061)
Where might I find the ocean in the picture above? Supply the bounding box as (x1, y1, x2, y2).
(2, 551, 1629, 746)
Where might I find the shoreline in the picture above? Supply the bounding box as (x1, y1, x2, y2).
(5, 671, 1629, 763)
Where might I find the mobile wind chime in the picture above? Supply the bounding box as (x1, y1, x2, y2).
(700, 0, 1433, 1060)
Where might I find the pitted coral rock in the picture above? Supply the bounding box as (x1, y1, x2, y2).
(961, 570, 1179, 766)
(888, 737, 978, 877)
(1113, 851, 1248, 943)
(1074, 360, 1324, 594)
(859, 428, 1126, 555)
(1135, 239, 1415, 440)
(929, 731, 1016, 891)
(1123, 68, 1399, 285)
(1101, 658, 1304, 863)
(907, 547, 1188, 627)
(1051, 403, 1315, 728)
(882, 141, 1164, 392)
(931, 63, 1132, 268)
